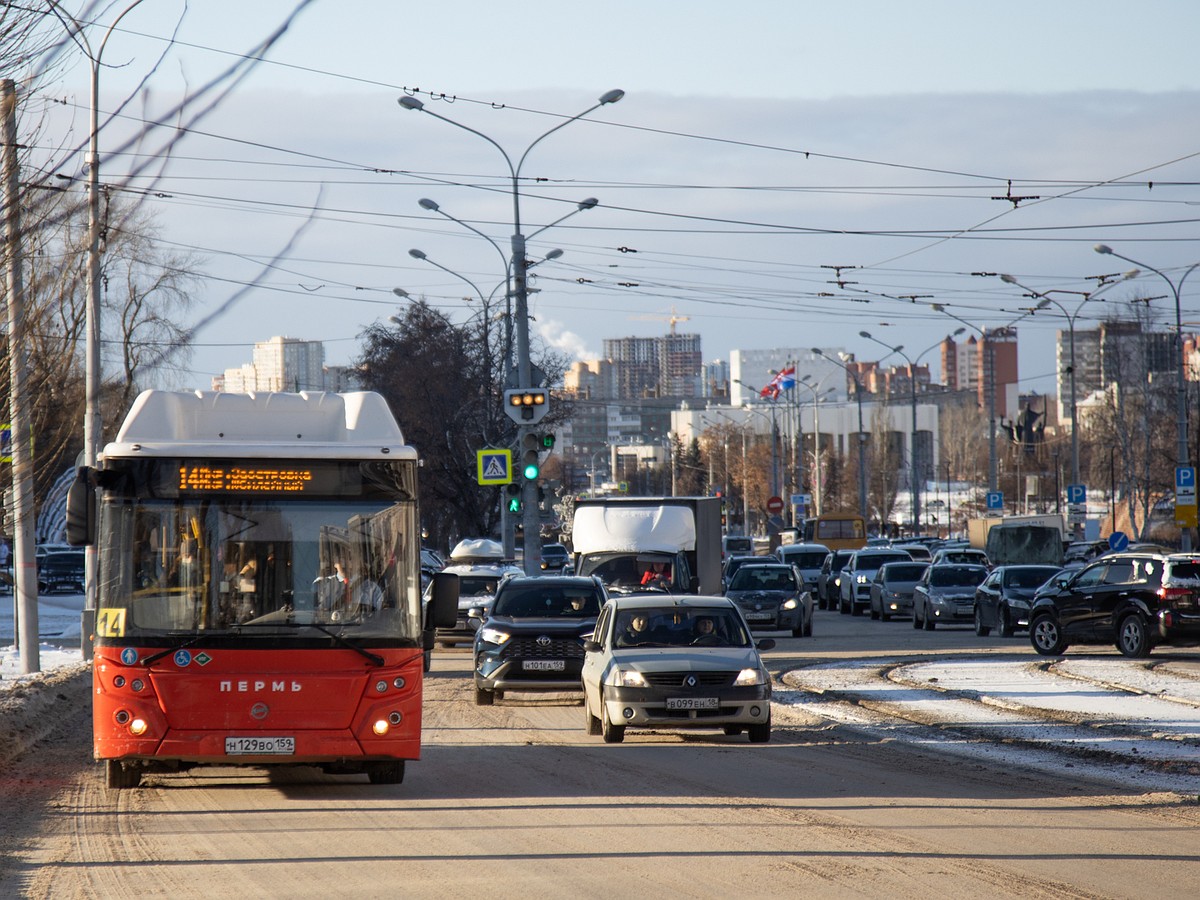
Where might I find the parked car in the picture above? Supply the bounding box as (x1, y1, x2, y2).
(1028, 552, 1200, 658)
(912, 564, 990, 630)
(838, 548, 914, 616)
(539, 543, 572, 572)
(868, 561, 929, 620)
(775, 543, 831, 597)
(973, 564, 1063, 637)
(37, 549, 86, 594)
(471, 575, 607, 705)
(724, 562, 812, 637)
(580, 595, 774, 743)
(816, 549, 854, 611)
(930, 547, 991, 568)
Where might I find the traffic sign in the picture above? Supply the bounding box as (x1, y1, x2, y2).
(791, 493, 811, 508)
(476, 449, 512, 486)
(986, 491, 1003, 511)
(1108, 531, 1129, 552)
(766, 495, 784, 515)
(1176, 466, 1197, 506)
(1067, 484, 1086, 505)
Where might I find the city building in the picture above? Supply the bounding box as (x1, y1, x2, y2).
(729, 348, 849, 406)
(939, 328, 1019, 419)
(214, 336, 327, 393)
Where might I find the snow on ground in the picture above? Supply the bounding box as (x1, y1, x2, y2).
(0, 590, 85, 692)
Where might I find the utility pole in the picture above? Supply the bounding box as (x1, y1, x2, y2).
(3, 79, 39, 673)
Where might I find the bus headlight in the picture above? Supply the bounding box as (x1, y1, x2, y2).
(129, 718, 148, 736)
(372, 719, 389, 735)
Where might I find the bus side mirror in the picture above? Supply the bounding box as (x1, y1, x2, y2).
(427, 572, 460, 629)
(65, 467, 96, 547)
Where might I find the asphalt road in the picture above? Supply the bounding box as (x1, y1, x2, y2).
(3, 607, 1200, 898)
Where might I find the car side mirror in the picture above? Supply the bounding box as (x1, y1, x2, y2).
(467, 606, 484, 619)
(756, 638, 776, 652)
(582, 639, 602, 653)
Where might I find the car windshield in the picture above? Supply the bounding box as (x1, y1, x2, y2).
(884, 564, 927, 582)
(1167, 561, 1200, 585)
(459, 576, 501, 597)
(930, 567, 987, 587)
(729, 567, 796, 591)
(857, 554, 909, 573)
(1004, 567, 1061, 589)
(782, 551, 828, 568)
(492, 585, 600, 617)
(613, 608, 751, 649)
(831, 553, 854, 571)
(941, 552, 984, 564)
(724, 537, 753, 553)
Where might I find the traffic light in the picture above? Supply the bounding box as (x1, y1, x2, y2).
(539, 432, 555, 450)
(521, 433, 541, 480)
(504, 388, 549, 423)
(505, 483, 521, 513)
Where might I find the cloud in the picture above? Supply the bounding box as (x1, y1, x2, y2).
(537, 318, 594, 362)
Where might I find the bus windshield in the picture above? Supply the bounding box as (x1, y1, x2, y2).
(97, 495, 422, 643)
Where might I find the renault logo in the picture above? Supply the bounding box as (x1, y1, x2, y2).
(536, 635, 552, 646)
(685, 675, 697, 688)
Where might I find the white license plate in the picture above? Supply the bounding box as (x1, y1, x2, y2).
(745, 612, 773, 621)
(666, 697, 719, 710)
(523, 659, 566, 671)
(225, 736, 295, 756)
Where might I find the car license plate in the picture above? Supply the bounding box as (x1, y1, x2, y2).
(224, 736, 295, 756)
(666, 697, 719, 710)
(523, 659, 566, 671)
(746, 612, 773, 621)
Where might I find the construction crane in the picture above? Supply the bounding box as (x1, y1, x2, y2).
(630, 306, 690, 335)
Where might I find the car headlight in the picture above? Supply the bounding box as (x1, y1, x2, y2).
(734, 667, 766, 686)
(609, 668, 648, 688)
(478, 627, 511, 645)
(856, 574, 868, 584)
(781, 597, 797, 610)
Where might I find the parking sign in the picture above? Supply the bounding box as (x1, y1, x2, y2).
(1176, 466, 1197, 506)
(986, 491, 1003, 511)
(1067, 484, 1086, 505)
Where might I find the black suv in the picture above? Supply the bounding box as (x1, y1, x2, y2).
(38, 550, 86, 594)
(539, 543, 572, 572)
(816, 550, 853, 610)
(471, 575, 607, 705)
(1028, 552, 1200, 657)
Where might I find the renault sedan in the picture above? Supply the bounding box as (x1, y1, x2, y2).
(581, 596, 774, 744)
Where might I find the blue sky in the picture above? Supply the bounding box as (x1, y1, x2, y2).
(34, 1, 1200, 396)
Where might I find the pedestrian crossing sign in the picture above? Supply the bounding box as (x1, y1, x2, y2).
(476, 449, 512, 485)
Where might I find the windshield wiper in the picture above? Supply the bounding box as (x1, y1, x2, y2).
(140, 635, 207, 667)
(305, 622, 385, 665)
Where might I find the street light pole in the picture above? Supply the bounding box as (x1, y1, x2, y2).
(399, 89, 624, 573)
(813, 349, 868, 520)
(1095, 244, 1199, 552)
(47, 0, 149, 657)
(858, 332, 953, 535)
(998, 271, 1138, 539)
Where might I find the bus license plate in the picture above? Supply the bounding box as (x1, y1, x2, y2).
(225, 736, 295, 756)
(666, 697, 718, 710)
(523, 659, 566, 671)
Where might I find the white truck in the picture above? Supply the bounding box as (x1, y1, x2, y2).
(968, 513, 1066, 566)
(571, 497, 722, 595)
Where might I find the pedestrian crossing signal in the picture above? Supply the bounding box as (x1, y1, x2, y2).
(505, 483, 521, 513)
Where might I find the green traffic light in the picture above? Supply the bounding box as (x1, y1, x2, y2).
(523, 463, 539, 480)
(507, 497, 521, 513)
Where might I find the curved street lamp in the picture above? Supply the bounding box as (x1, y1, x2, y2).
(859, 331, 957, 534)
(399, 89, 623, 573)
(1095, 244, 1200, 551)
(998, 270, 1138, 538)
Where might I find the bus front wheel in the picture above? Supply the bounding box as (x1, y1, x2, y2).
(366, 761, 405, 784)
(105, 760, 141, 790)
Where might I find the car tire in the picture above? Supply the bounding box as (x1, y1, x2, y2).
(791, 623, 804, 637)
(850, 599, 861, 617)
(105, 760, 141, 790)
(974, 606, 991, 637)
(601, 699, 625, 744)
(366, 761, 405, 784)
(747, 713, 771, 744)
(998, 606, 1015, 638)
(474, 687, 494, 706)
(1116, 613, 1151, 658)
(923, 609, 935, 631)
(881, 611, 891, 622)
(838, 593, 848, 615)
(1030, 613, 1068, 656)
(803, 615, 813, 637)
(869, 602, 879, 620)
(723, 725, 743, 736)
(584, 695, 602, 736)
(912, 605, 922, 629)
(423, 650, 432, 673)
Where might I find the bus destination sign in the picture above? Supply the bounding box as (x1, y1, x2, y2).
(178, 464, 314, 493)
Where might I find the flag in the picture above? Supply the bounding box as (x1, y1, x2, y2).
(777, 366, 796, 391)
(759, 365, 795, 400)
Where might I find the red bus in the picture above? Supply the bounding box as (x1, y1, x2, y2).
(67, 390, 457, 789)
